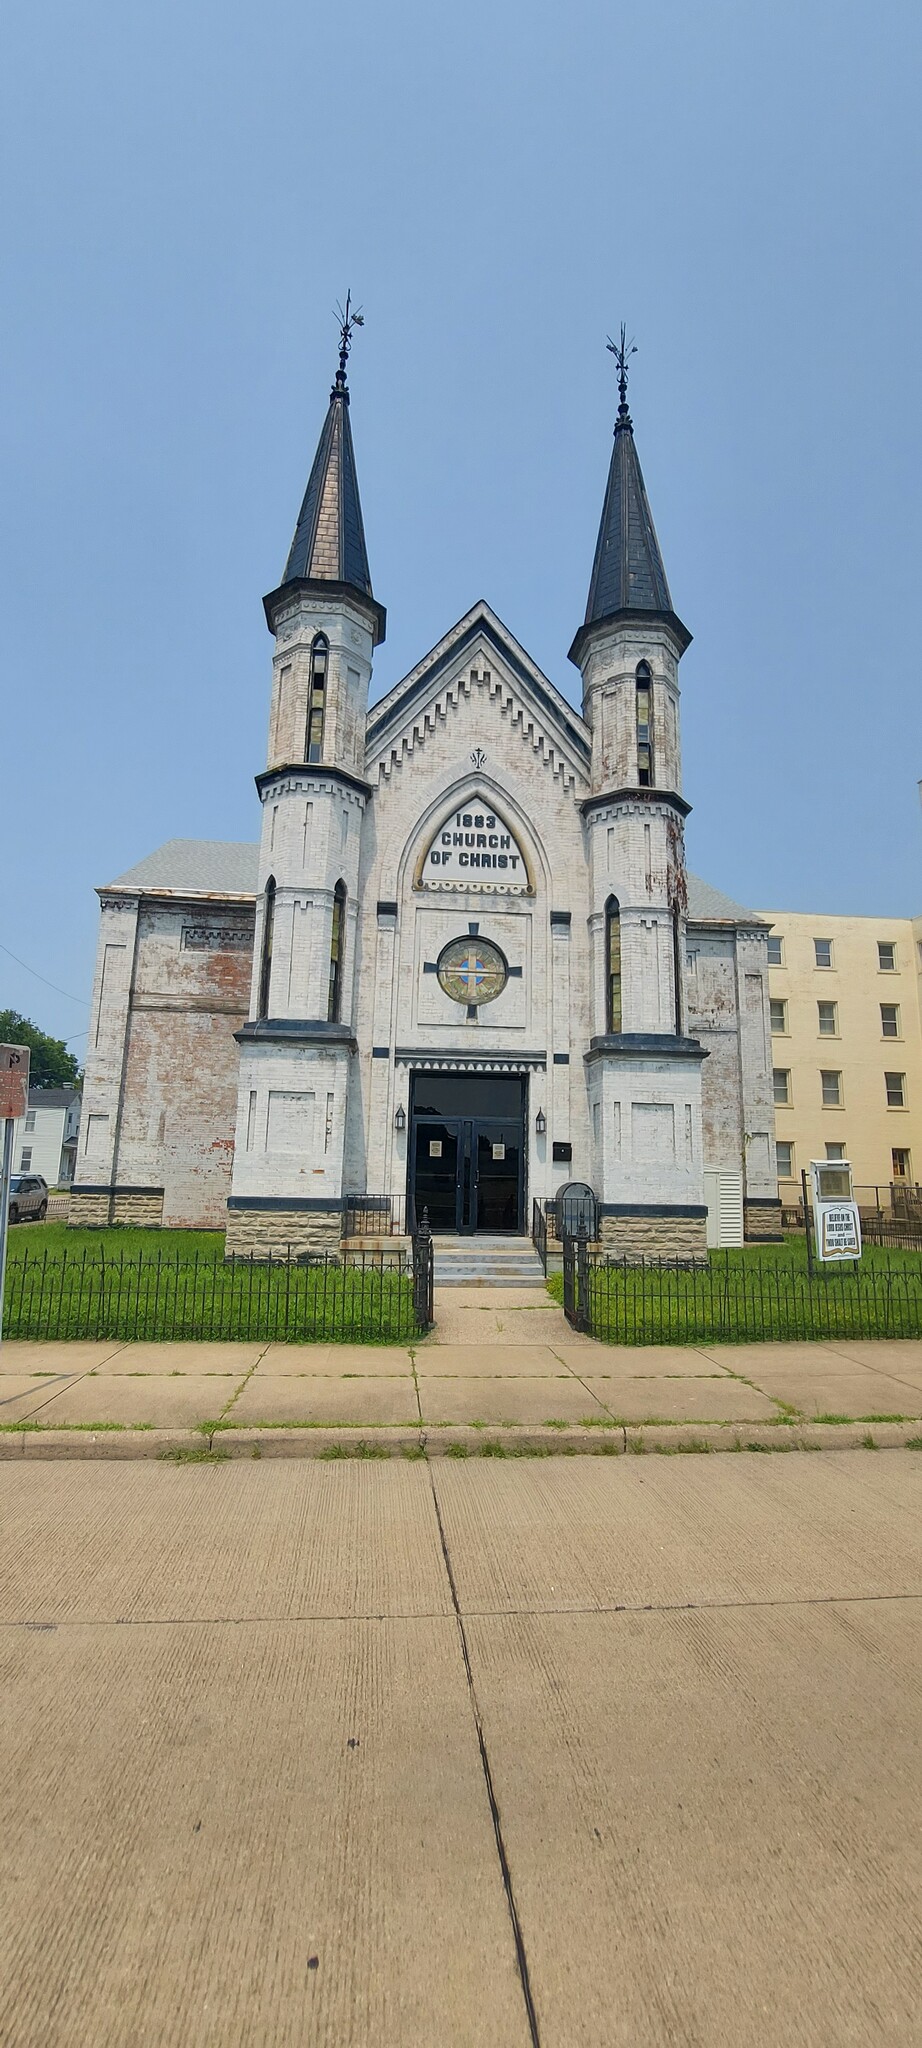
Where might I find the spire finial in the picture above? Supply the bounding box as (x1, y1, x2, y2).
(606, 323, 637, 429)
(332, 291, 364, 402)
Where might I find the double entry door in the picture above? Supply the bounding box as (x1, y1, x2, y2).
(410, 1073, 525, 1235)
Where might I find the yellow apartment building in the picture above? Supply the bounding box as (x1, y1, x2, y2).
(757, 909, 922, 1207)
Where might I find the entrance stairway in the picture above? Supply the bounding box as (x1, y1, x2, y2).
(431, 1234, 546, 1289)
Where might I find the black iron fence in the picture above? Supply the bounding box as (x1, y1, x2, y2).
(532, 1198, 549, 1272)
(560, 1231, 922, 1345)
(342, 1192, 410, 1237)
(780, 1180, 922, 1231)
(4, 1243, 433, 1344)
(411, 1209, 434, 1328)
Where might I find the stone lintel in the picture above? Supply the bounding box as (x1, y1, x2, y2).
(235, 1020, 356, 1050)
(585, 1034, 707, 1064)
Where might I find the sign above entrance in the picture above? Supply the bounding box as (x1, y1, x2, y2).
(419, 801, 529, 892)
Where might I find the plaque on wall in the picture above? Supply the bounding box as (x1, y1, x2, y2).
(419, 800, 529, 892)
(429, 1140, 443, 1158)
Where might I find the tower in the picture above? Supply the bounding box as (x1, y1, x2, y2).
(569, 335, 707, 1258)
(226, 303, 385, 1255)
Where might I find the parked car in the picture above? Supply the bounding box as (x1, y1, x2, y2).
(7, 1175, 48, 1223)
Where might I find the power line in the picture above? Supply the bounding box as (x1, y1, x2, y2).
(0, 940, 89, 1007)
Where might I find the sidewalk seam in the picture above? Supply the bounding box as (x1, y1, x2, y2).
(427, 1464, 542, 2048)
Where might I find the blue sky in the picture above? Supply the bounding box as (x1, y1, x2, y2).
(1, 0, 920, 1054)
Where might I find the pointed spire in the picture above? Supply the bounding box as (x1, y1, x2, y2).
(265, 296, 385, 644)
(569, 332, 689, 666)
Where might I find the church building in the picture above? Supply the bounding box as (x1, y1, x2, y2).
(71, 322, 781, 1255)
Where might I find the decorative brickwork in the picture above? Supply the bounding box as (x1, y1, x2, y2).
(224, 1206, 342, 1259)
(599, 1211, 707, 1262)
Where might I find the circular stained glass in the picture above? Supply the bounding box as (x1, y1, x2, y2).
(437, 936, 508, 1006)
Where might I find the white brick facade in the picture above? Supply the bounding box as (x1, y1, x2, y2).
(72, 355, 780, 1249)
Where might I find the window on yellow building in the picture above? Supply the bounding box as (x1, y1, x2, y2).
(817, 1001, 838, 1036)
(770, 998, 787, 1034)
(776, 1140, 794, 1177)
(773, 1068, 790, 1105)
(880, 1004, 900, 1038)
(814, 938, 833, 968)
(892, 1148, 911, 1181)
(821, 1070, 842, 1107)
(885, 1071, 906, 1108)
(878, 940, 896, 971)
(767, 934, 783, 966)
(825, 1143, 846, 1162)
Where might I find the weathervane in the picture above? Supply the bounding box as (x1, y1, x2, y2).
(332, 291, 364, 396)
(606, 322, 636, 423)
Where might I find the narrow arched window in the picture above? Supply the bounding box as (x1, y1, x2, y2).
(306, 634, 329, 762)
(258, 876, 276, 1019)
(635, 661, 653, 787)
(605, 896, 622, 1033)
(328, 880, 346, 1022)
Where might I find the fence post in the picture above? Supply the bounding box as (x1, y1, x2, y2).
(575, 1218, 590, 1335)
(412, 1206, 433, 1330)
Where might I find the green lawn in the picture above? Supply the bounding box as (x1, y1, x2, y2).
(4, 1224, 421, 1344)
(547, 1236, 922, 1345)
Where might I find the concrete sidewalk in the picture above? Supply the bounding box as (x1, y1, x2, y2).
(1, 1453, 920, 2043)
(2, 1287, 922, 1455)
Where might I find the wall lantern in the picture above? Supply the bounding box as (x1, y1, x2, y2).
(394, 1104, 406, 1133)
(535, 1107, 546, 1137)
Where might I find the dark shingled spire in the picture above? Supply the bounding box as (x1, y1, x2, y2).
(569, 338, 689, 666)
(264, 299, 385, 643)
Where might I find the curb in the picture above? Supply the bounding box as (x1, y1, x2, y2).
(1, 1420, 920, 1460)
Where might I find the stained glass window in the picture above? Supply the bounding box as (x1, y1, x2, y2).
(437, 937, 507, 1006)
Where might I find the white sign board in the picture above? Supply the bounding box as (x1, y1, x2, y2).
(810, 1160, 862, 1262)
(420, 803, 529, 891)
(0, 1045, 30, 1123)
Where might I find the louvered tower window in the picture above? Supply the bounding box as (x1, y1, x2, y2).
(606, 897, 622, 1033)
(328, 881, 346, 1023)
(306, 635, 329, 762)
(258, 876, 276, 1019)
(635, 662, 653, 787)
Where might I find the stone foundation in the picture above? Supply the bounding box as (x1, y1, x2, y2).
(68, 1188, 164, 1228)
(744, 1198, 783, 1243)
(67, 1190, 111, 1228)
(598, 1208, 708, 1263)
(224, 1204, 342, 1260)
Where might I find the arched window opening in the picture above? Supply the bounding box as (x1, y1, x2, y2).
(306, 634, 329, 763)
(258, 876, 276, 1019)
(606, 896, 622, 1034)
(635, 661, 653, 787)
(328, 880, 346, 1022)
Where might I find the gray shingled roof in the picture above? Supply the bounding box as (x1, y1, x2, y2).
(281, 384, 374, 597)
(103, 839, 763, 929)
(104, 840, 259, 896)
(686, 874, 768, 926)
(584, 409, 673, 625)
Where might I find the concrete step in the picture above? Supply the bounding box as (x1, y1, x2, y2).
(432, 1236, 547, 1288)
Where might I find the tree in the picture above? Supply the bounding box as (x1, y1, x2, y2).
(0, 1010, 82, 1090)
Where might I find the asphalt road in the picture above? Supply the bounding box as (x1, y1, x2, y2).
(1, 1452, 920, 2045)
